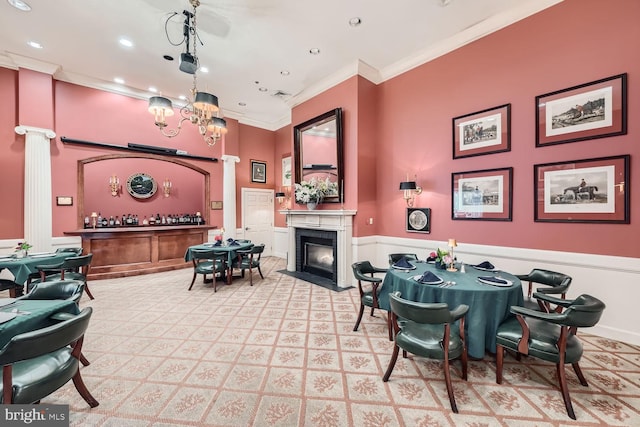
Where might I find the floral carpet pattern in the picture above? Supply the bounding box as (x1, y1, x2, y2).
(38, 257, 640, 426)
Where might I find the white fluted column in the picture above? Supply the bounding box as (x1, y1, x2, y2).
(15, 125, 56, 252)
(220, 155, 240, 239)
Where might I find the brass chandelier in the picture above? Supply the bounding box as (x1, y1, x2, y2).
(148, 0, 227, 147)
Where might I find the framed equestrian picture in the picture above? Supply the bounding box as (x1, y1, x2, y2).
(452, 167, 513, 221)
(535, 73, 627, 147)
(452, 104, 511, 159)
(534, 155, 629, 223)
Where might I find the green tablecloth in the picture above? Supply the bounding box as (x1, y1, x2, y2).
(379, 262, 524, 359)
(0, 253, 74, 285)
(185, 242, 254, 265)
(0, 299, 80, 348)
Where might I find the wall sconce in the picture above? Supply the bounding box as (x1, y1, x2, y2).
(399, 179, 422, 207)
(275, 187, 291, 209)
(109, 174, 120, 197)
(447, 238, 457, 272)
(163, 178, 172, 197)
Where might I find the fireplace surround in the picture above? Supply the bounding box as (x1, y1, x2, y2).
(283, 210, 356, 288)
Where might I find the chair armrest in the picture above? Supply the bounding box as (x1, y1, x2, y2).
(535, 284, 569, 295)
(450, 304, 469, 321)
(510, 305, 566, 323)
(50, 312, 77, 322)
(532, 292, 573, 307)
(34, 262, 64, 270)
(371, 267, 389, 274)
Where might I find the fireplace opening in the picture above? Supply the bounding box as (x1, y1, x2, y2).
(295, 228, 337, 284)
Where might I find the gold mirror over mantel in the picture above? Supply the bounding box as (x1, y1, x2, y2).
(294, 108, 344, 204)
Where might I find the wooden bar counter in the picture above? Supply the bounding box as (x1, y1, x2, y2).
(64, 225, 216, 280)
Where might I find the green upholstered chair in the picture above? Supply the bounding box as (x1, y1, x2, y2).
(383, 292, 469, 413)
(29, 253, 95, 300)
(189, 249, 226, 292)
(20, 279, 85, 305)
(233, 244, 264, 286)
(516, 268, 572, 311)
(388, 253, 419, 265)
(0, 307, 98, 407)
(55, 247, 83, 255)
(495, 294, 605, 420)
(0, 279, 20, 298)
(351, 261, 390, 338)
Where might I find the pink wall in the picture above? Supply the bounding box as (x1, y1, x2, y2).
(376, 0, 640, 257)
(18, 69, 53, 129)
(0, 68, 21, 239)
(274, 126, 292, 227)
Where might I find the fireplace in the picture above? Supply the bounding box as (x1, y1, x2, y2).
(284, 209, 356, 288)
(296, 228, 337, 282)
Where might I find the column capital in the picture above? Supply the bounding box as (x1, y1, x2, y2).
(220, 155, 240, 164)
(15, 125, 56, 139)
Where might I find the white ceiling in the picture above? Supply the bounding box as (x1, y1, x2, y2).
(0, 0, 562, 130)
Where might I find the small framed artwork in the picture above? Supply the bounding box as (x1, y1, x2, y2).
(251, 160, 267, 183)
(536, 73, 627, 147)
(534, 155, 629, 223)
(452, 104, 511, 159)
(282, 156, 292, 186)
(56, 196, 73, 206)
(406, 208, 431, 233)
(452, 167, 513, 221)
(210, 201, 223, 210)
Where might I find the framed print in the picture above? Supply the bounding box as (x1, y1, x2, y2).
(56, 196, 73, 206)
(452, 167, 513, 221)
(282, 156, 292, 186)
(210, 201, 223, 210)
(453, 104, 511, 159)
(536, 73, 627, 147)
(534, 155, 629, 223)
(251, 160, 267, 183)
(406, 208, 431, 233)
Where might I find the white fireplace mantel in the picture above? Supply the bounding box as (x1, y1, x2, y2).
(281, 209, 357, 288)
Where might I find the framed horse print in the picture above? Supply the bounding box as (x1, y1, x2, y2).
(534, 155, 629, 223)
(451, 167, 513, 221)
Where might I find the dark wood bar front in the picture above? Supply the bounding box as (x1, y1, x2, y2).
(64, 225, 216, 280)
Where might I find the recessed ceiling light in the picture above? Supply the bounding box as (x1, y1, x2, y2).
(200, 66, 209, 73)
(7, 0, 31, 11)
(309, 48, 320, 55)
(163, 55, 174, 61)
(119, 38, 133, 48)
(348, 17, 361, 27)
(113, 77, 125, 84)
(280, 70, 290, 76)
(148, 87, 158, 93)
(238, 102, 246, 107)
(258, 87, 268, 92)
(27, 41, 42, 49)
(178, 95, 187, 101)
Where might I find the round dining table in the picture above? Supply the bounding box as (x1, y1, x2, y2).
(378, 261, 524, 359)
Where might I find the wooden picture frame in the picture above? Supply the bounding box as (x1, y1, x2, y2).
(210, 201, 223, 210)
(251, 160, 267, 183)
(452, 167, 513, 221)
(452, 104, 511, 159)
(56, 196, 73, 206)
(536, 73, 627, 147)
(533, 155, 629, 223)
(406, 208, 431, 233)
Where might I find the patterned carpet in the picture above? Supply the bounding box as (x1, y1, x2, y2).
(41, 257, 640, 426)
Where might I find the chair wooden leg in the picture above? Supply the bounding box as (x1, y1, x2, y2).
(72, 370, 99, 408)
(496, 344, 504, 384)
(557, 363, 576, 420)
(249, 267, 254, 286)
(382, 344, 400, 382)
(443, 357, 458, 413)
(257, 265, 264, 279)
(387, 313, 393, 341)
(572, 362, 588, 386)
(460, 346, 468, 381)
(188, 273, 197, 290)
(83, 282, 95, 300)
(80, 353, 91, 366)
(353, 304, 365, 331)
(369, 306, 375, 316)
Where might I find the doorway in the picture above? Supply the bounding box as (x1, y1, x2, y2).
(241, 188, 274, 256)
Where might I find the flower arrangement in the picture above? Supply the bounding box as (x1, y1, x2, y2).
(15, 241, 33, 253)
(294, 178, 338, 204)
(430, 248, 452, 269)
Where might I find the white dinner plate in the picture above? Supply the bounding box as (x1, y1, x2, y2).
(30, 253, 56, 258)
(473, 266, 499, 272)
(0, 312, 18, 324)
(392, 264, 416, 271)
(477, 277, 513, 287)
(0, 298, 16, 308)
(412, 275, 443, 285)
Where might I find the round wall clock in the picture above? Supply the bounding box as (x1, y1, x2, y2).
(126, 173, 157, 199)
(406, 208, 431, 233)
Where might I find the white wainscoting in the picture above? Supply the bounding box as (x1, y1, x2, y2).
(271, 232, 640, 347)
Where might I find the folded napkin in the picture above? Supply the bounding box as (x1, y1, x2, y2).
(418, 271, 442, 284)
(229, 240, 240, 246)
(392, 257, 414, 269)
(213, 240, 222, 247)
(478, 276, 508, 285)
(475, 261, 495, 270)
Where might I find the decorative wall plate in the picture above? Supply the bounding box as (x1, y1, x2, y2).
(126, 173, 157, 199)
(406, 208, 431, 233)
